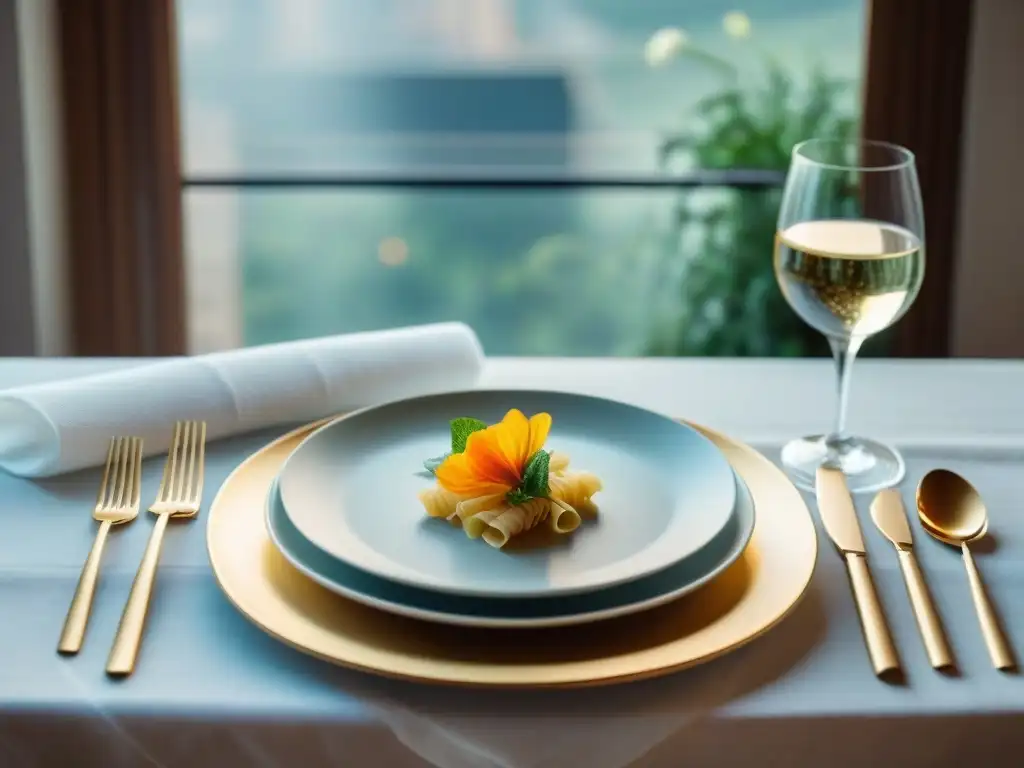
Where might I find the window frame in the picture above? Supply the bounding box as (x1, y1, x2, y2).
(55, 0, 973, 357)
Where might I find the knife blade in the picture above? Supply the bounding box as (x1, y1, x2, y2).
(870, 489, 954, 669)
(870, 488, 913, 548)
(815, 467, 900, 677)
(816, 466, 865, 553)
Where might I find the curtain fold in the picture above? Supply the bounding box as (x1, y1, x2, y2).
(57, 0, 185, 355)
(862, 0, 975, 357)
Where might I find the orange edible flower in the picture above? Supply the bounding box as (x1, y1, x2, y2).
(435, 409, 552, 497)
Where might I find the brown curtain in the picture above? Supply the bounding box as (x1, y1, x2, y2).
(862, 0, 975, 357)
(57, 0, 185, 355)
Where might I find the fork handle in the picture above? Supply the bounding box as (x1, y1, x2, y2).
(58, 520, 113, 655)
(106, 513, 170, 676)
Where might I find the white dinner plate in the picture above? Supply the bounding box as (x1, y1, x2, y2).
(276, 390, 739, 598)
(266, 471, 755, 628)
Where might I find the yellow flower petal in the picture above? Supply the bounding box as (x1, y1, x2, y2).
(526, 413, 551, 459)
(466, 427, 521, 485)
(497, 409, 531, 471)
(436, 452, 513, 497)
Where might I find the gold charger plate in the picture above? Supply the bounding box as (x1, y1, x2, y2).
(207, 418, 818, 688)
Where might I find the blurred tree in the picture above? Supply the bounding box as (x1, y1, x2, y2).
(237, 17, 867, 359)
(646, 62, 858, 357)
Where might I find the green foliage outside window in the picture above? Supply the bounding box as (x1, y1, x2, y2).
(238, 15, 865, 358)
(645, 61, 858, 357)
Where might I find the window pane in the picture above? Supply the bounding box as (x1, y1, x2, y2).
(177, 1, 867, 356)
(184, 186, 825, 357)
(178, 0, 866, 175)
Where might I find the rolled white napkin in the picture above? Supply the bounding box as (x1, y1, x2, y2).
(0, 323, 484, 478)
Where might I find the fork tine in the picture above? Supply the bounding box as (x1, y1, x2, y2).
(182, 422, 197, 504)
(122, 437, 135, 508)
(193, 422, 207, 506)
(177, 421, 191, 501)
(158, 422, 182, 503)
(130, 437, 143, 510)
(95, 438, 118, 508)
(175, 421, 188, 500)
(113, 435, 132, 508)
(170, 422, 184, 501)
(105, 437, 126, 509)
(175, 422, 192, 501)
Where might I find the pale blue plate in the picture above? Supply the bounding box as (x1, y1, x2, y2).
(266, 471, 755, 627)
(277, 390, 740, 598)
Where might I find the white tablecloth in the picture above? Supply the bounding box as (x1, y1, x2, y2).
(2, 357, 1023, 768)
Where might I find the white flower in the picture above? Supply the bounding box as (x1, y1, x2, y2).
(723, 11, 752, 39)
(644, 27, 688, 67)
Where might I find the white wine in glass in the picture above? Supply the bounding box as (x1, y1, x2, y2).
(774, 140, 925, 493)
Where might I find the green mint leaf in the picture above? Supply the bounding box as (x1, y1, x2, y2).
(450, 417, 487, 454)
(423, 453, 450, 475)
(506, 488, 533, 506)
(519, 450, 550, 499)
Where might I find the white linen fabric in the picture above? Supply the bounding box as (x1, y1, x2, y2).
(2, 359, 1024, 768)
(0, 323, 484, 477)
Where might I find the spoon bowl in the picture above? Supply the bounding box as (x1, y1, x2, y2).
(916, 468, 987, 543)
(919, 514, 988, 547)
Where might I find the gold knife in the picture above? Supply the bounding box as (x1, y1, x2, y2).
(871, 489, 954, 670)
(815, 467, 901, 677)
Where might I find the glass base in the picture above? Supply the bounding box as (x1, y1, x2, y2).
(780, 435, 905, 494)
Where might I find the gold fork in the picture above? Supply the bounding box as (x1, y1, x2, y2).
(58, 436, 143, 655)
(106, 421, 206, 676)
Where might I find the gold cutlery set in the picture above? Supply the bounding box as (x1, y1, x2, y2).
(54, 415, 1012, 683)
(816, 466, 1014, 677)
(57, 421, 207, 677)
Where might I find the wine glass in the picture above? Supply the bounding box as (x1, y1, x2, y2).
(774, 139, 925, 493)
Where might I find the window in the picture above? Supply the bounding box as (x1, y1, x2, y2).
(175, 0, 869, 357)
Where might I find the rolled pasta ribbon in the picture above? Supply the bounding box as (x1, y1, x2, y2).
(547, 497, 582, 534)
(417, 485, 465, 518)
(550, 470, 602, 514)
(464, 498, 550, 549)
(548, 451, 571, 474)
(453, 493, 505, 523)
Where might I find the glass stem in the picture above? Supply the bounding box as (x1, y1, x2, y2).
(826, 336, 864, 454)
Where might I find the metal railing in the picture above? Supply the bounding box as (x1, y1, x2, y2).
(181, 169, 788, 190)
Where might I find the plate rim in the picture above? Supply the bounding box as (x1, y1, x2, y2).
(275, 388, 739, 598)
(265, 469, 756, 628)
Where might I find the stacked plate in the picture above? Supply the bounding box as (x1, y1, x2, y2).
(263, 390, 757, 630)
(208, 387, 819, 686)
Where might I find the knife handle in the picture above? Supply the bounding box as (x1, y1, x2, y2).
(845, 552, 900, 677)
(897, 549, 954, 669)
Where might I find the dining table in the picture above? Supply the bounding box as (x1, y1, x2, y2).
(2, 355, 1024, 768)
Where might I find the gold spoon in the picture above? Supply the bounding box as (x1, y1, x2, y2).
(917, 469, 1015, 670)
(919, 514, 988, 546)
